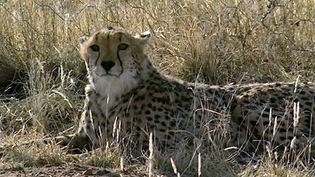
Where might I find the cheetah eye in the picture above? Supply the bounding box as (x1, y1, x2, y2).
(118, 43, 129, 50)
(90, 44, 100, 52)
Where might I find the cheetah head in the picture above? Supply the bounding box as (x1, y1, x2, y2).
(79, 27, 151, 96)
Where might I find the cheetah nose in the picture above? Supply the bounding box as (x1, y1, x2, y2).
(101, 61, 115, 72)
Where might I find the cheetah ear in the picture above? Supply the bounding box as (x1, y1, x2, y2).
(79, 36, 88, 46)
(134, 31, 151, 45)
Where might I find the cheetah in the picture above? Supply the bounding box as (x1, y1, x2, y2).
(231, 82, 315, 157)
(65, 27, 315, 159)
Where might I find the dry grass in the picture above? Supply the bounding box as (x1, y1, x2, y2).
(1, 0, 315, 176)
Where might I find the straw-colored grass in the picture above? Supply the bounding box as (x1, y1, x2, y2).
(1, 0, 315, 176)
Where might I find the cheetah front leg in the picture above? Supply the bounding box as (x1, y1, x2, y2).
(67, 110, 96, 153)
(58, 86, 98, 153)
